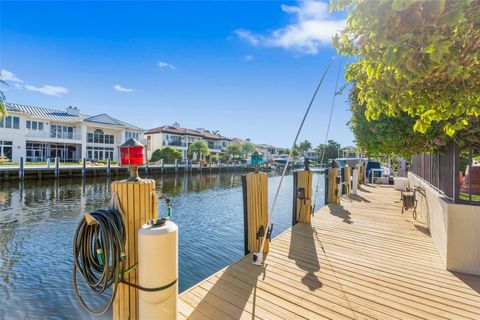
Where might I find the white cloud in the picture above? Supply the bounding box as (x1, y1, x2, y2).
(114, 84, 134, 93)
(1, 69, 24, 83)
(158, 61, 176, 70)
(25, 84, 68, 97)
(236, 1, 345, 55)
(244, 55, 254, 61)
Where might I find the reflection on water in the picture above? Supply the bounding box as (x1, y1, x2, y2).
(0, 172, 324, 319)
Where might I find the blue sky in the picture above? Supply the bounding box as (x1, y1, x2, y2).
(0, 0, 353, 148)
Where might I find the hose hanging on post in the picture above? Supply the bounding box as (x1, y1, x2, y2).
(72, 208, 126, 316)
(252, 57, 335, 265)
(73, 207, 177, 316)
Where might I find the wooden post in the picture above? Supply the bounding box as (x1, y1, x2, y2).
(175, 159, 178, 173)
(107, 158, 111, 177)
(341, 165, 351, 196)
(112, 178, 158, 320)
(54, 157, 60, 179)
(160, 159, 164, 174)
(241, 173, 269, 255)
(217, 161, 221, 172)
(19, 157, 25, 181)
(327, 167, 339, 204)
(324, 168, 329, 204)
(82, 158, 86, 178)
(292, 170, 313, 224)
(362, 161, 367, 183)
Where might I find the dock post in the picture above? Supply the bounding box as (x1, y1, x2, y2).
(107, 158, 111, 177)
(47, 158, 51, 168)
(324, 168, 329, 204)
(19, 157, 25, 181)
(341, 165, 351, 196)
(54, 157, 60, 179)
(327, 166, 339, 204)
(112, 178, 158, 320)
(352, 166, 358, 195)
(362, 161, 367, 183)
(160, 159, 164, 174)
(82, 158, 86, 178)
(292, 168, 313, 225)
(241, 172, 269, 255)
(175, 159, 178, 173)
(218, 161, 221, 172)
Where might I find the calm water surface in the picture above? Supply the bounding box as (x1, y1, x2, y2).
(0, 172, 324, 319)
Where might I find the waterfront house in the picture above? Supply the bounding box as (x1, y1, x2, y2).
(1, 102, 144, 163)
(145, 123, 232, 161)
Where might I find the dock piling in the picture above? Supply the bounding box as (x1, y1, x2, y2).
(292, 169, 313, 225)
(241, 172, 269, 255)
(19, 157, 25, 181)
(327, 166, 339, 204)
(107, 158, 111, 176)
(54, 157, 60, 179)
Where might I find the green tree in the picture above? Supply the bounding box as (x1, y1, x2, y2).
(298, 140, 312, 153)
(226, 144, 243, 159)
(316, 140, 341, 163)
(210, 154, 219, 162)
(188, 140, 210, 160)
(0, 79, 7, 117)
(241, 142, 255, 159)
(332, 0, 480, 136)
(150, 146, 182, 164)
(291, 148, 300, 158)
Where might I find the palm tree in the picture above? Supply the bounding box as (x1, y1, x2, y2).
(242, 142, 255, 159)
(298, 140, 312, 153)
(0, 79, 7, 117)
(226, 144, 243, 159)
(187, 140, 210, 160)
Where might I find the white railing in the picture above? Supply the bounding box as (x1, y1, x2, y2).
(26, 129, 81, 140)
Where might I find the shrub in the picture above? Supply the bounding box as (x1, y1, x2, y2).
(151, 147, 182, 164)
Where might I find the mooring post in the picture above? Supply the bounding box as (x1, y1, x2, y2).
(112, 139, 162, 320)
(292, 164, 313, 225)
(54, 157, 60, 179)
(82, 158, 86, 178)
(160, 159, 164, 174)
(352, 166, 358, 195)
(47, 158, 51, 168)
(19, 157, 25, 181)
(324, 168, 329, 204)
(327, 165, 339, 204)
(341, 165, 351, 196)
(175, 159, 178, 173)
(241, 172, 269, 255)
(106, 158, 111, 177)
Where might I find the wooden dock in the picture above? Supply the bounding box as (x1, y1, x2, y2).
(178, 184, 480, 319)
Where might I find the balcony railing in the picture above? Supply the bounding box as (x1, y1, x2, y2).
(26, 129, 81, 140)
(166, 140, 186, 147)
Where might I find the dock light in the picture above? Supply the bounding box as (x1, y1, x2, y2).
(120, 138, 145, 181)
(251, 151, 263, 173)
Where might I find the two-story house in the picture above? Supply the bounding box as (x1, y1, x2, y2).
(1, 103, 144, 163)
(145, 123, 231, 161)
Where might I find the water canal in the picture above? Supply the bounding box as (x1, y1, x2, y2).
(0, 172, 325, 319)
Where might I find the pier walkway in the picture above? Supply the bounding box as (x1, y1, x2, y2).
(178, 184, 480, 319)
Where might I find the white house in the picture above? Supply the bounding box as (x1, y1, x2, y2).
(145, 123, 231, 160)
(0, 103, 144, 163)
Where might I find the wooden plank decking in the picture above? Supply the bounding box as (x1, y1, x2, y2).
(178, 184, 480, 319)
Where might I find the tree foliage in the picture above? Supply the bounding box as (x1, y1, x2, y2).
(241, 142, 255, 158)
(150, 146, 182, 163)
(187, 140, 210, 159)
(332, 0, 480, 136)
(226, 143, 243, 159)
(316, 140, 341, 163)
(298, 140, 312, 152)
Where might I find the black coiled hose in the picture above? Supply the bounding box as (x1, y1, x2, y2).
(73, 209, 126, 316)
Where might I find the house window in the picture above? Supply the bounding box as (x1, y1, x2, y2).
(87, 146, 115, 160)
(89, 129, 114, 144)
(0, 141, 13, 161)
(51, 124, 75, 139)
(0, 116, 20, 129)
(27, 120, 44, 131)
(125, 131, 139, 140)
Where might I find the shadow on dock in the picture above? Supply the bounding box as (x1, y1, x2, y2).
(327, 204, 353, 224)
(186, 258, 265, 319)
(288, 223, 322, 291)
